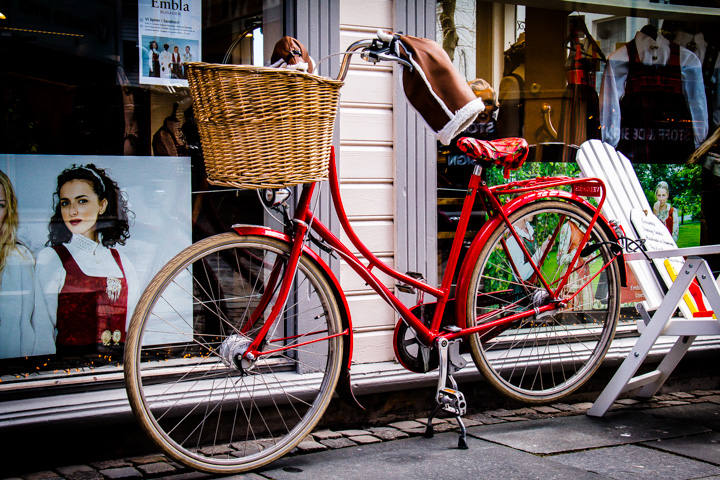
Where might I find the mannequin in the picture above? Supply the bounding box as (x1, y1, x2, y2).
(663, 22, 720, 268)
(456, 78, 499, 141)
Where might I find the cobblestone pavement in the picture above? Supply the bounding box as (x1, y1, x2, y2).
(6, 390, 720, 480)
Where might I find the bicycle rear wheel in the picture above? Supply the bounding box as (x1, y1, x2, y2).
(466, 200, 620, 403)
(125, 233, 343, 474)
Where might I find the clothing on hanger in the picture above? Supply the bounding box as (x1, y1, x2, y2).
(599, 30, 708, 162)
(558, 18, 603, 146)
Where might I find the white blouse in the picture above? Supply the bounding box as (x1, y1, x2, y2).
(32, 234, 139, 355)
(0, 245, 35, 359)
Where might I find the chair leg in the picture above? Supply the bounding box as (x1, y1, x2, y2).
(637, 335, 696, 398)
(588, 266, 693, 417)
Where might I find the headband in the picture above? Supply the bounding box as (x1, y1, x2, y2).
(79, 166, 105, 193)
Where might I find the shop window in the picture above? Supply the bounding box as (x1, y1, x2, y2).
(436, 0, 720, 314)
(0, 0, 277, 385)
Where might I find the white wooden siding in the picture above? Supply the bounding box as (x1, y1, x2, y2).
(339, 1, 396, 364)
(340, 256, 394, 293)
(338, 106, 393, 143)
(340, 221, 394, 254)
(340, 1, 393, 27)
(339, 184, 393, 218)
(349, 330, 396, 365)
(341, 68, 394, 106)
(337, 145, 393, 180)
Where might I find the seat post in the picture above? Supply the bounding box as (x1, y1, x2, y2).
(473, 164, 483, 177)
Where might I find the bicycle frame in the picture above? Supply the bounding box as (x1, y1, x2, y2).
(237, 146, 622, 363)
(126, 34, 633, 472)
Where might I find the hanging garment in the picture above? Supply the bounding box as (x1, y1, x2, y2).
(618, 39, 695, 163)
(600, 31, 708, 163)
(558, 40, 601, 146)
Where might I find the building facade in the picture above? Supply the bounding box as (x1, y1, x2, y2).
(1, 0, 719, 426)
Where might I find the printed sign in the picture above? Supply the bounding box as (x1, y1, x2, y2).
(572, 183, 602, 197)
(631, 209, 678, 253)
(138, 0, 201, 86)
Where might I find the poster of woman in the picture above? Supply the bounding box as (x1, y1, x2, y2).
(653, 180, 680, 242)
(3, 155, 192, 358)
(632, 163, 701, 248)
(32, 164, 139, 355)
(0, 171, 35, 359)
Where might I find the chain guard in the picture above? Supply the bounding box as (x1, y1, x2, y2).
(393, 302, 454, 373)
(394, 319, 438, 373)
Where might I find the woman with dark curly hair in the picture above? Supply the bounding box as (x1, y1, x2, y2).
(33, 164, 138, 355)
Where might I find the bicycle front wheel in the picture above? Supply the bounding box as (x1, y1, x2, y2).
(125, 233, 344, 474)
(466, 200, 620, 403)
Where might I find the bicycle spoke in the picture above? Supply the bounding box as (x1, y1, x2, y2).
(125, 234, 343, 473)
(468, 201, 620, 402)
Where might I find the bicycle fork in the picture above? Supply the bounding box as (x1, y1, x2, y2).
(425, 336, 469, 449)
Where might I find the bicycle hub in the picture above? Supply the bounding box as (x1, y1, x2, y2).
(218, 334, 255, 372)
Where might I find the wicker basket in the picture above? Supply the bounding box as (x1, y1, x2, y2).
(186, 62, 343, 189)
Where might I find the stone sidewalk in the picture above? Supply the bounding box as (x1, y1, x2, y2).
(7, 390, 720, 480)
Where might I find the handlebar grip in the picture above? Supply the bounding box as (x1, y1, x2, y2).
(377, 29, 394, 43)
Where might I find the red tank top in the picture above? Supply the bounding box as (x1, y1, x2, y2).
(53, 245, 128, 348)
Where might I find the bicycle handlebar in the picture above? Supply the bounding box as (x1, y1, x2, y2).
(334, 30, 412, 81)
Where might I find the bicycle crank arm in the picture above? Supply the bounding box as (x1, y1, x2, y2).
(427, 337, 469, 449)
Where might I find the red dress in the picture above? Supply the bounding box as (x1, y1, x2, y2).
(53, 245, 128, 349)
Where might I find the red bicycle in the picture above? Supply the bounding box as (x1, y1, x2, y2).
(124, 33, 625, 474)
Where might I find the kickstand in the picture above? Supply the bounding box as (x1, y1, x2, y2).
(425, 337, 468, 449)
(424, 404, 442, 438)
(456, 415, 468, 449)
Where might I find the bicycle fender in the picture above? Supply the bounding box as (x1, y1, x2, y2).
(453, 192, 626, 328)
(231, 225, 364, 410)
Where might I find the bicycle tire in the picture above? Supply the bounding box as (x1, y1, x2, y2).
(125, 233, 343, 473)
(465, 200, 620, 403)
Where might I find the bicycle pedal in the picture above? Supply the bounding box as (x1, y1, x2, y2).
(396, 272, 425, 294)
(437, 387, 467, 416)
(396, 283, 416, 294)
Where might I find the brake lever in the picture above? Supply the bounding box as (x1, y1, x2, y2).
(361, 48, 413, 70)
(376, 52, 413, 69)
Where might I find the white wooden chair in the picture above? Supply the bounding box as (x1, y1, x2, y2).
(574, 139, 720, 417)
